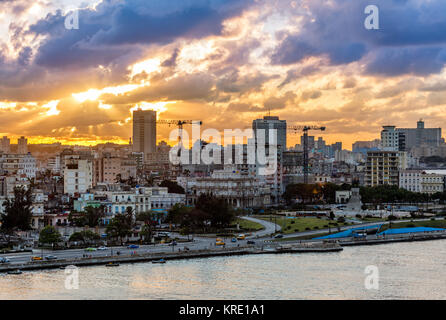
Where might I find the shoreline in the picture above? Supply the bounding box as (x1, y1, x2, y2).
(0, 244, 341, 273)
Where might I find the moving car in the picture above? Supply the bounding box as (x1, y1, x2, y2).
(247, 240, 255, 245)
(231, 238, 237, 242)
(97, 246, 108, 250)
(0, 257, 10, 264)
(274, 234, 284, 239)
(169, 241, 177, 246)
(31, 256, 42, 261)
(237, 234, 246, 240)
(44, 255, 58, 260)
(216, 241, 225, 246)
(84, 247, 97, 252)
(127, 244, 139, 249)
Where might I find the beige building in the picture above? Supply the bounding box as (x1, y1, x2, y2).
(94, 155, 137, 184)
(365, 151, 407, 187)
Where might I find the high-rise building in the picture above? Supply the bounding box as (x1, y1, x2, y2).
(252, 116, 286, 204)
(381, 120, 441, 151)
(381, 126, 405, 151)
(132, 109, 157, 158)
(0, 136, 10, 153)
(252, 116, 287, 150)
(17, 136, 27, 154)
(365, 151, 407, 187)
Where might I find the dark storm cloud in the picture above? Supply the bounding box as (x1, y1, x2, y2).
(271, 0, 446, 76)
(28, 0, 253, 69)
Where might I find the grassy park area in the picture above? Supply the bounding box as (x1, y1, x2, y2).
(255, 216, 351, 234)
(379, 219, 446, 232)
(235, 218, 265, 232)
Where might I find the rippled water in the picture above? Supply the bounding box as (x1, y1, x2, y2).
(0, 240, 445, 299)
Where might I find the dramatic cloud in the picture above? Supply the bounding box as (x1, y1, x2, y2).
(1, 0, 446, 148)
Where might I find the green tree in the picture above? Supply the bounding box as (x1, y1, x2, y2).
(1, 186, 34, 234)
(106, 207, 134, 245)
(166, 204, 190, 227)
(159, 180, 185, 194)
(84, 206, 105, 227)
(39, 226, 62, 245)
(69, 230, 100, 245)
(195, 194, 235, 229)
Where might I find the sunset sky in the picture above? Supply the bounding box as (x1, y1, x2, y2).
(1, 0, 446, 149)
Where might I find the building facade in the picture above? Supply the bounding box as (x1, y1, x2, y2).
(132, 109, 157, 159)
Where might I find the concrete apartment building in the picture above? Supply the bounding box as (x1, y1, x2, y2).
(0, 153, 37, 179)
(64, 158, 93, 195)
(94, 155, 137, 184)
(252, 116, 286, 204)
(17, 136, 28, 154)
(365, 151, 408, 187)
(1, 136, 10, 153)
(381, 120, 442, 152)
(132, 109, 156, 159)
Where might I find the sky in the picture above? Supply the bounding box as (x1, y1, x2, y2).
(1, 0, 446, 149)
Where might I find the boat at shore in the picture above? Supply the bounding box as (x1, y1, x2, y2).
(105, 262, 120, 267)
(152, 259, 166, 264)
(7, 269, 22, 275)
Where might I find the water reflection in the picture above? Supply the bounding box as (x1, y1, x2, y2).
(0, 240, 445, 299)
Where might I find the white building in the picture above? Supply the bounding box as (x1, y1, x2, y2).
(0, 153, 37, 179)
(64, 158, 93, 195)
(399, 170, 444, 194)
(178, 166, 271, 208)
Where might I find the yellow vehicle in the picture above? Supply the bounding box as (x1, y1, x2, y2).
(215, 238, 223, 242)
(216, 241, 225, 246)
(237, 234, 245, 240)
(31, 256, 42, 261)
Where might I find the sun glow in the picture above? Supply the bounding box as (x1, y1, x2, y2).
(42, 100, 60, 116)
(129, 58, 161, 78)
(72, 84, 143, 103)
(130, 101, 175, 118)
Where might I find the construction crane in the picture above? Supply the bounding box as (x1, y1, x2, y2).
(287, 125, 326, 184)
(109, 119, 202, 143)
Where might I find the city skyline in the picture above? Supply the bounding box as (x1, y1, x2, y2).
(2, 1, 446, 148)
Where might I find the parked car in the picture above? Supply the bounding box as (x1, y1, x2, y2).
(84, 247, 97, 252)
(44, 255, 58, 260)
(97, 246, 108, 251)
(0, 257, 10, 263)
(231, 238, 237, 242)
(237, 234, 246, 240)
(127, 244, 139, 249)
